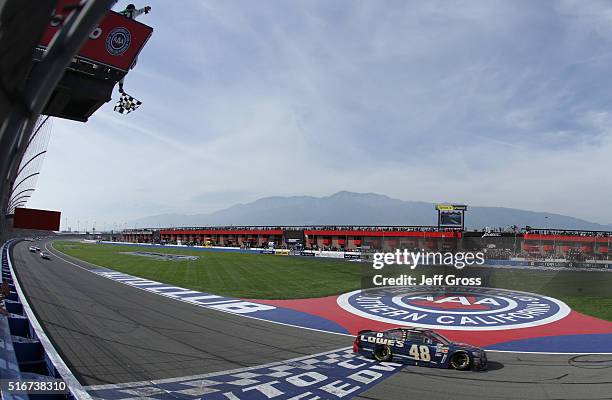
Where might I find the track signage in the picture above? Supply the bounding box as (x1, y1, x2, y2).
(337, 286, 570, 331)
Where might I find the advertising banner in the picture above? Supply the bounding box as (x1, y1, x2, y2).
(38, 0, 153, 71)
(13, 207, 61, 231)
(343, 253, 361, 259)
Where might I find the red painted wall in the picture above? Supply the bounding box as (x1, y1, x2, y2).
(13, 207, 61, 231)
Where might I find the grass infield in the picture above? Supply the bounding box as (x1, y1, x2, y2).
(53, 241, 612, 321)
(53, 241, 361, 299)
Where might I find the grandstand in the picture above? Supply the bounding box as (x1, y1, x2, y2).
(120, 225, 611, 260)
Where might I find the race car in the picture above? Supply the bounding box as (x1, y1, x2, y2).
(353, 327, 487, 371)
(40, 252, 51, 260)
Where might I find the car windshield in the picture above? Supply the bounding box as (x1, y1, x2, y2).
(385, 329, 404, 340)
(429, 332, 451, 345)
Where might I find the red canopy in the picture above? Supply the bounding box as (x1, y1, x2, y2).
(338, 239, 346, 245)
(598, 246, 609, 253)
(543, 245, 554, 251)
(353, 239, 362, 246)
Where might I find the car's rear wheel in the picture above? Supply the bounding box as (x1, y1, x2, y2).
(373, 345, 392, 362)
(450, 352, 471, 370)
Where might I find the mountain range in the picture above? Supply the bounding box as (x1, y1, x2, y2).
(130, 191, 611, 231)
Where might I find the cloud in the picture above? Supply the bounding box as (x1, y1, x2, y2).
(27, 0, 612, 227)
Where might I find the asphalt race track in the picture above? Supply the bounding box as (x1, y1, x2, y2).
(10, 240, 348, 385)
(10, 239, 612, 399)
(356, 352, 612, 400)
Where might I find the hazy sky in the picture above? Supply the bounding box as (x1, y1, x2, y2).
(27, 0, 612, 230)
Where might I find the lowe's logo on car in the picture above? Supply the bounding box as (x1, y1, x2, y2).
(337, 286, 571, 330)
(360, 334, 405, 348)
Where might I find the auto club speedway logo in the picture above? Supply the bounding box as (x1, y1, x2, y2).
(337, 286, 571, 331)
(106, 27, 131, 55)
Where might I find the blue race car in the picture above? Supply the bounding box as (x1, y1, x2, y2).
(353, 327, 487, 371)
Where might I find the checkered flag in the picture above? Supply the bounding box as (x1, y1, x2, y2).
(114, 92, 142, 114)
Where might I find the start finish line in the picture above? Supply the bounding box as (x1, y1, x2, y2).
(86, 348, 403, 400)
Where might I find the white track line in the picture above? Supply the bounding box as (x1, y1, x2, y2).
(47, 240, 612, 355)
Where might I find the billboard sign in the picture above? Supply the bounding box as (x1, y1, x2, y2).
(13, 207, 61, 231)
(38, 0, 153, 72)
(435, 204, 468, 211)
(436, 204, 467, 228)
(439, 211, 464, 227)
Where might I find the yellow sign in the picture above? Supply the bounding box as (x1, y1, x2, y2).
(436, 204, 455, 211)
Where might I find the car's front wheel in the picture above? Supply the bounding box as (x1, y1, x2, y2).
(449, 352, 471, 370)
(373, 345, 392, 362)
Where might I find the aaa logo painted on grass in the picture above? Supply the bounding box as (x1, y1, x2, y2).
(337, 287, 571, 331)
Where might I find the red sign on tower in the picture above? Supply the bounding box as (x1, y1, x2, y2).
(38, 0, 153, 72)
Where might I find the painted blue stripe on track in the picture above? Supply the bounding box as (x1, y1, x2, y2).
(94, 270, 349, 335)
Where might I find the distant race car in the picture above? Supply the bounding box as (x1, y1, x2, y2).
(354, 327, 487, 371)
(29, 246, 37, 252)
(40, 252, 51, 260)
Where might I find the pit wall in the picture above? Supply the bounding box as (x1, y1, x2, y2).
(486, 259, 612, 270)
(97, 241, 612, 269)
